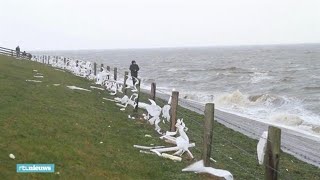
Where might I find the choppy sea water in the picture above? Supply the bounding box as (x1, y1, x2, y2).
(36, 44, 320, 135)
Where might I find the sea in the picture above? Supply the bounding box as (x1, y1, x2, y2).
(36, 44, 320, 136)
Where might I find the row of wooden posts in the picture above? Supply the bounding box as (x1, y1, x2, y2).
(149, 87, 281, 180)
(39, 56, 281, 180)
(120, 67, 281, 180)
(129, 74, 281, 180)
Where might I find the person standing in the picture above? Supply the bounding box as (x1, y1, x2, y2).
(129, 60, 139, 85)
(15, 46, 20, 57)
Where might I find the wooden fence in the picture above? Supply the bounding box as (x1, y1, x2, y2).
(3, 50, 283, 180)
(0, 46, 32, 60)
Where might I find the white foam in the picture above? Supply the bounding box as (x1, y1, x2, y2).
(312, 126, 320, 134)
(270, 114, 304, 126)
(215, 90, 249, 107)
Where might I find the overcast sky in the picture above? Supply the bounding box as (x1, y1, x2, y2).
(1, 0, 320, 51)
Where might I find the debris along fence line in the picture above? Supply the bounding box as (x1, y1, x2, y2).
(11, 51, 313, 179)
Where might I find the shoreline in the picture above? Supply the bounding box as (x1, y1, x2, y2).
(142, 89, 320, 168)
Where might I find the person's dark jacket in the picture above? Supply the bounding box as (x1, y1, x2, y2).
(130, 64, 139, 77)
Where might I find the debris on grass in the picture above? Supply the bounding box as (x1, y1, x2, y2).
(133, 145, 165, 150)
(26, 79, 42, 83)
(90, 86, 105, 91)
(67, 86, 91, 92)
(145, 134, 152, 138)
(9, 154, 15, 159)
(34, 75, 44, 78)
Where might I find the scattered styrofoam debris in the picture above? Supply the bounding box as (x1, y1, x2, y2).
(131, 117, 135, 120)
(55, 69, 65, 72)
(53, 84, 60, 86)
(26, 80, 42, 83)
(161, 153, 182, 162)
(139, 150, 157, 155)
(90, 86, 105, 91)
(210, 158, 217, 163)
(9, 154, 15, 159)
(103, 98, 116, 102)
(108, 125, 111, 128)
(155, 119, 195, 158)
(145, 134, 152, 138)
(33, 70, 38, 72)
(67, 86, 91, 92)
(182, 160, 233, 180)
(100, 142, 103, 144)
(34, 75, 44, 78)
(151, 149, 161, 156)
(257, 131, 268, 165)
(133, 145, 165, 150)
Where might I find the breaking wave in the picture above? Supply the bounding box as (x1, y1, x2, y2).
(270, 114, 304, 126)
(215, 90, 286, 108)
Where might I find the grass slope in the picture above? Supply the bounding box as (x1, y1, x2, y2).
(0, 55, 199, 179)
(0, 55, 319, 179)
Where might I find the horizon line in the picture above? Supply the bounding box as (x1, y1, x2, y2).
(28, 42, 320, 52)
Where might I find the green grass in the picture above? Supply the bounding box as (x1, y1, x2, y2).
(0, 54, 319, 180)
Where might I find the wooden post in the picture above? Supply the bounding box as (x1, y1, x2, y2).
(64, 58, 66, 68)
(101, 64, 104, 72)
(170, 91, 179, 132)
(134, 78, 141, 112)
(123, 71, 129, 95)
(48, 56, 50, 65)
(107, 66, 110, 79)
(203, 103, 215, 167)
(150, 82, 156, 100)
(93, 62, 97, 76)
(114, 67, 117, 80)
(265, 126, 281, 180)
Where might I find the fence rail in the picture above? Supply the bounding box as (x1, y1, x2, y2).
(0, 46, 32, 60)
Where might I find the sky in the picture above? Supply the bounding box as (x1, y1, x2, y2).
(0, 0, 320, 51)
